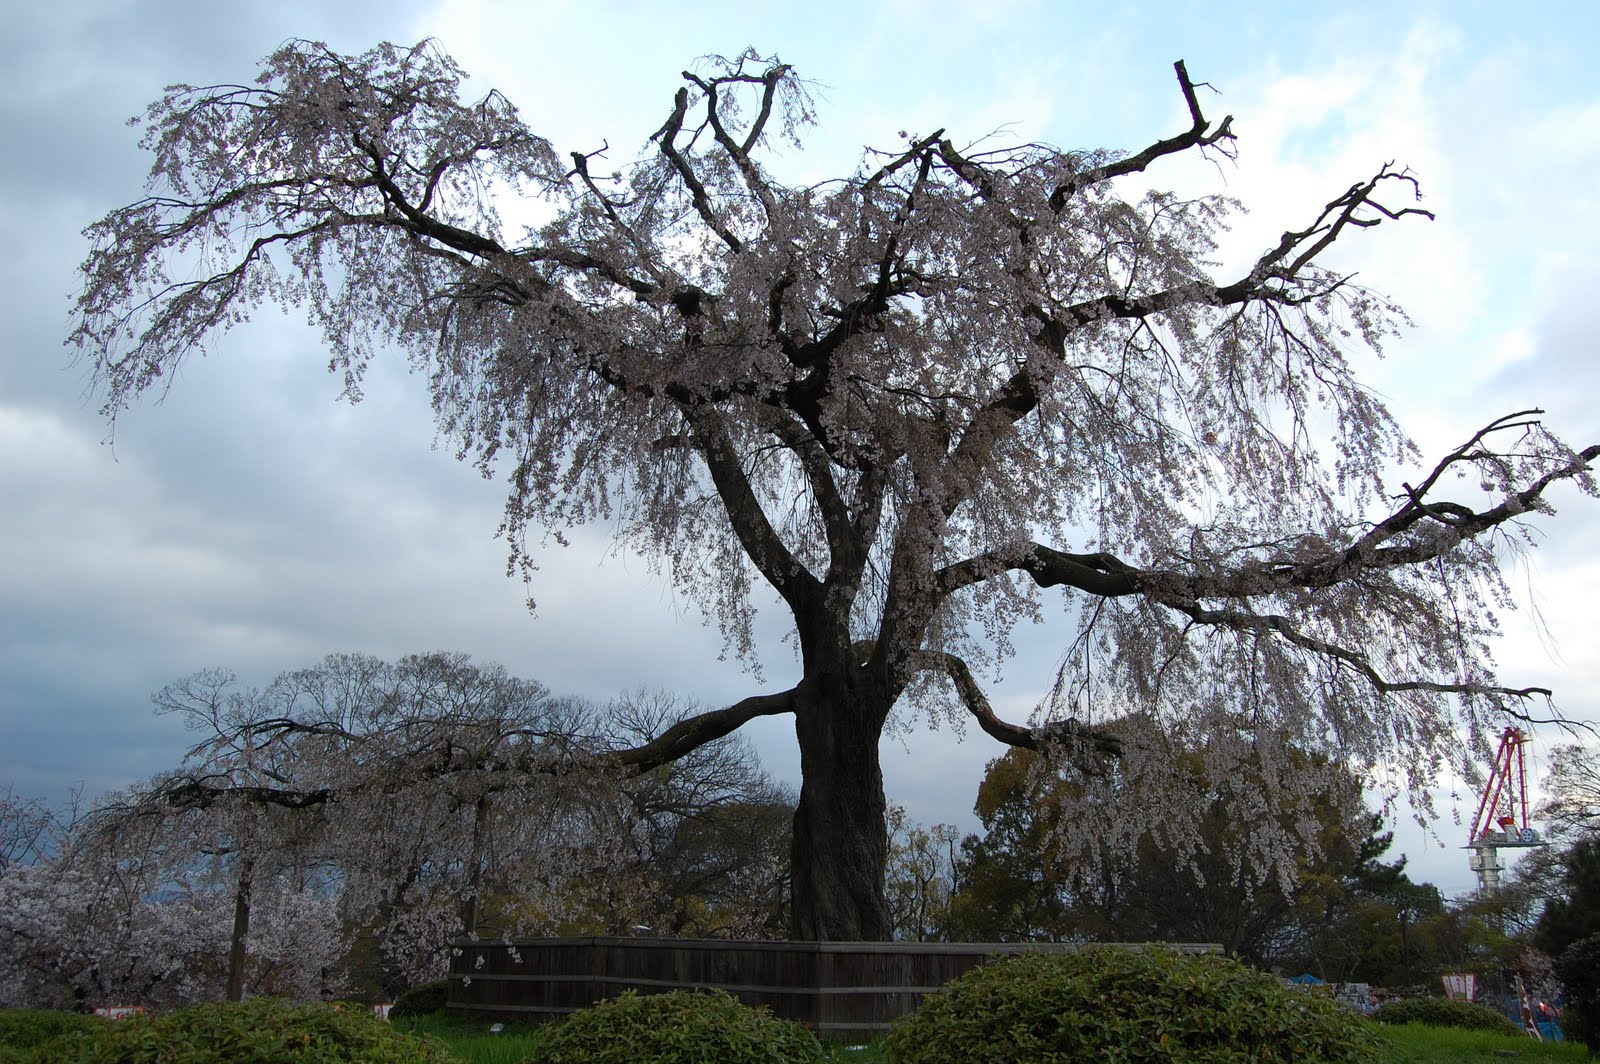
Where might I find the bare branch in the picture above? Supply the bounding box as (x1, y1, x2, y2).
(613, 688, 799, 774)
(1049, 60, 1235, 209)
(650, 86, 744, 252)
(685, 407, 822, 612)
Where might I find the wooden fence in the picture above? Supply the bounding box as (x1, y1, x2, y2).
(448, 936, 1220, 1039)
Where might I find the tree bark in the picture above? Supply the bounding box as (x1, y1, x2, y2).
(225, 855, 253, 1002)
(460, 794, 492, 939)
(789, 677, 893, 941)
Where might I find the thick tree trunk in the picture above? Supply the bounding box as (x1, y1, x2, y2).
(225, 856, 254, 1002)
(789, 681, 892, 941)
(460, 794, 492, 939)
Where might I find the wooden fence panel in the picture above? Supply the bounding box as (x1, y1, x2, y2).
(449, 937, 1220, 1039)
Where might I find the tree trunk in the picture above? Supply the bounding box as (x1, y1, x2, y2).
(790, 681, 892, 941)
(225, 855, 254, 1002)
(460, 794, 492, 939)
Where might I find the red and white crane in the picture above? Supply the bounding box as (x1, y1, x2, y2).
(1466, 726, 1544, 894)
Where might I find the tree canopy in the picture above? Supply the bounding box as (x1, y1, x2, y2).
(943, 725, 1413, 962)
(0, 655, 791, 1007)
(71, 40, 1599, 939)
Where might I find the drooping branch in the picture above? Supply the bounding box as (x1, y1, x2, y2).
(564, 145, 674, 291)
(942, 414, 1596, 608)
(950, 165, 1431, 479)
(932, 419, 1596, 705)
(938, 543, 1142, 599)
(131, 685, 799, 816)
(1165, 599, 1554, 702)
(144, 776, 339, 812)
(612, 688, 799, 774)
(912, 650, 1123, 763)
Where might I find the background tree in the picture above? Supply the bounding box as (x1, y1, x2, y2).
(1541, 743, 1600, 843)
(139, 668, 341, 1001)
(942, 752, 1076, 942)
(1535, 836, 1600, 962)
(0, 786, 342, 1009)
(529, 688, 795, 938)
(0, 787, 67, 874)
(72, 40, 1599, 939)
(945, 723, 1433, 973)
(1274, 819, 1445, 983)
(139, 652, 607, 994)
(3, 656, 796, 1007)
(884, 805, 959, 942)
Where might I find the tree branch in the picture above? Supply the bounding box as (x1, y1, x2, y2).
(941, 422, 1595, 604)
(686, 407, 822, 611)
(650, 86, 743, 252)
(911, 650, 1123, 761)
(683, 71, 779, 220)
(1048, 60, 1235, 210)
(612, 688, 798, 774)
(1164, 599, 1554, 702)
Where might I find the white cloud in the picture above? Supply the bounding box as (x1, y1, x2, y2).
(5, 2, 1599, 903)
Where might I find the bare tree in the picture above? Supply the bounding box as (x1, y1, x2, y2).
(1542, 743, 1600, 842)
(71, 41, 1598, 939)
(0, 786, 69, 874)
(603, 689, 795, 937)
(885, 805, 959, 942)
(138, 652, 605, 991)
(103, 655, 792, 990)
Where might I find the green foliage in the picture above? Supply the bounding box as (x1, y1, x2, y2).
(947, 740, 1437, 981)
(0, 1011, 101, 1050)
(1538, 838, 1600, 961)
(21, 999, 456, 1064)
(882, 946, 1375, 1064)
(1555, 932, 1600, 1054)
(532, 989, 825, 1064)
(1371, 997, 1519, 1035)
(390, 980, 452, 1019)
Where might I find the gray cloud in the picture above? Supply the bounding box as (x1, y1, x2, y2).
(3, 2, 1598, 909)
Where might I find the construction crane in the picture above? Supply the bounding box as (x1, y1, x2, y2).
(1466, 726, 1544, 894)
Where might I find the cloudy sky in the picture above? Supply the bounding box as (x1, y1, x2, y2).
(3, 0, 1597, 899)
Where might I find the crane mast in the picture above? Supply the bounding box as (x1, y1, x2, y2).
(1467, 726, 1543, 894)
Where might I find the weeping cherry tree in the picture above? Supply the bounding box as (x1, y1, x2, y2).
(71, 41, 1598, 940)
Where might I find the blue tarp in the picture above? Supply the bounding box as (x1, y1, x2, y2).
(1288, 973, 1325, 985)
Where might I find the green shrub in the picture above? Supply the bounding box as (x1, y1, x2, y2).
(390, 980, 452, 1019)
(0, 1011, 101, 1050)
(1372, 995, 1521, 1035)
(24, 998, 457, 1063)
(533, 989, 825, 1064)
(882, 946, 1375, 1064)
(1556, 933, 1600, 1054)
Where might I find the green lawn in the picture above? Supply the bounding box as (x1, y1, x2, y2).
(393, 1014, 545, 1064)
(394, 1012, 888, 1062)
(400, 1013, 1589, 1064)
(1377, 1022, 1586, 1063)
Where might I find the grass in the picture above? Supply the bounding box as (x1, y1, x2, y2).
(401, 1013, 1590, 1064)
(2, 1008, 1579, 1063)
(393, 1013, 546, 1064)
(1376, 1022, 1587, 1064)
(394, 1012, 889, 1062)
